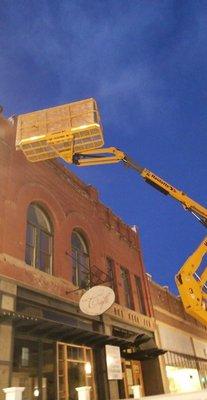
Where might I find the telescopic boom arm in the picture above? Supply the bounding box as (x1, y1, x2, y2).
(73, 147, 207, 228)
(73, 146, 207, 325)
(175, 237, 207, 326)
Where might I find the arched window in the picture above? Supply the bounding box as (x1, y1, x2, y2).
(25, 203, 53, 274)
(71, 230, 89, 288)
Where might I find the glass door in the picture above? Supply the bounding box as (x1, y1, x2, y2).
(57, 342, 96, 400)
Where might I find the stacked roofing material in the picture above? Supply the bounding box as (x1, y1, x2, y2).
(16, 98, 104, 163)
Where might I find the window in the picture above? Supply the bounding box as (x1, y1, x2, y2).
(106, 257, 118, 301)
(57, 343, 96, 400)
(71, 230, 89, 288)
(135, 275, 146, 315)
(120, 267, 134, 309)
(13, 338, 55, 400)
(118, 359, 144, 399)
(21, 347, 29, 367)
(25, 204, 53, 274)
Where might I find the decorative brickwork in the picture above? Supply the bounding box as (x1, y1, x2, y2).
(0, 114, 152, 317)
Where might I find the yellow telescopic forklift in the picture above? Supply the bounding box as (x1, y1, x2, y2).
(15, 98, 207, 325)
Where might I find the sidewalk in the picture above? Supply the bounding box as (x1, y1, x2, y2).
(119, 389, 207, 400)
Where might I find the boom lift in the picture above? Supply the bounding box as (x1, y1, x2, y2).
(72, 147, 207, 326)
(15, 99, 207, 325)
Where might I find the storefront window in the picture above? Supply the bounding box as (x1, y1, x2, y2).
(12, 338, 55, 400)
(57, 342, 96, 400)
(166, 365, 201, 393)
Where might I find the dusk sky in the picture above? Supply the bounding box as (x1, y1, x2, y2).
(1, 0, 206, 292)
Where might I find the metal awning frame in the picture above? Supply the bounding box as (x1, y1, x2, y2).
(0, 310, 165, 360)
(0, 310, 136, 348)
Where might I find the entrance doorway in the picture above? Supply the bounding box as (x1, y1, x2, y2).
(57, 342, 96, 400)
(118, 359, 144, 398)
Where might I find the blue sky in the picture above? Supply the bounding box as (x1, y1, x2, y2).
(1, 0, 207, 292)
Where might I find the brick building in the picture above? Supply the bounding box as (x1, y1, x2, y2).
(0, 113, 164, 400)
(148, 276, 207, 394)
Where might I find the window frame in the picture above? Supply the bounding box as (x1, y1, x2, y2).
(25, 203, 53, 274)
(106, 257, 118, 302)
(120, 266, 134, 310)
(134, 275, 146, 315)
(71, 230, 90, 288)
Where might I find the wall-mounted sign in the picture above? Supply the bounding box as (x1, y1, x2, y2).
(79, 285, 115, 316)
(105, 345, 122, 380)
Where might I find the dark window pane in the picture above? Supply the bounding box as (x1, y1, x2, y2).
(72, 249, 78, 285)
(68, 363, 85, 399)
(25, 204, 53, 274)
(40, 230, 51, 253)
(121, 267, 133, 309)
(106, 257, 118, 301)
(68, 346, 84, 361)
(26, 223, 35, 246)
(39, 251, 51, 273)
(71, 231, 89, 287)
(106, 257, 114, 281)
(25, 245, 34, 266)
(72, 251, 89, 287)
(135, 276, 146, 315)
(72, 234, 82, 250)
(79, 270, 89, 288)
(21, 347, 29, 367)
(28, 204, 51, 232)
(71, 231, 87, 253)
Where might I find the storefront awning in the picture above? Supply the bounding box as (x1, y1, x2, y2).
(0, 309, 149, 348)
(122, 347, 166, 361)
(0, 309, 165, 360)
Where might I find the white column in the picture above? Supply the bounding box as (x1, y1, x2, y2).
(75, 386, 91, 400)
(3, 387, 25, 400)
(131, 384, 142, 399)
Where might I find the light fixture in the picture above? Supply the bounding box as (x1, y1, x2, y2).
(33, 388, 39, 397)
(85, 362, 92, 375)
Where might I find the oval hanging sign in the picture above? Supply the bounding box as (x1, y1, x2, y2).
(79, 285, 115, 316)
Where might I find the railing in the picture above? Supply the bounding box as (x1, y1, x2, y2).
(67, 250, 112, 288)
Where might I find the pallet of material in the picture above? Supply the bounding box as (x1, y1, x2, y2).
(16, 98, 104, 163)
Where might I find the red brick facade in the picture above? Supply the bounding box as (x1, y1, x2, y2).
(149, 279, 207, 339)
(0, 113, 152, 317)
